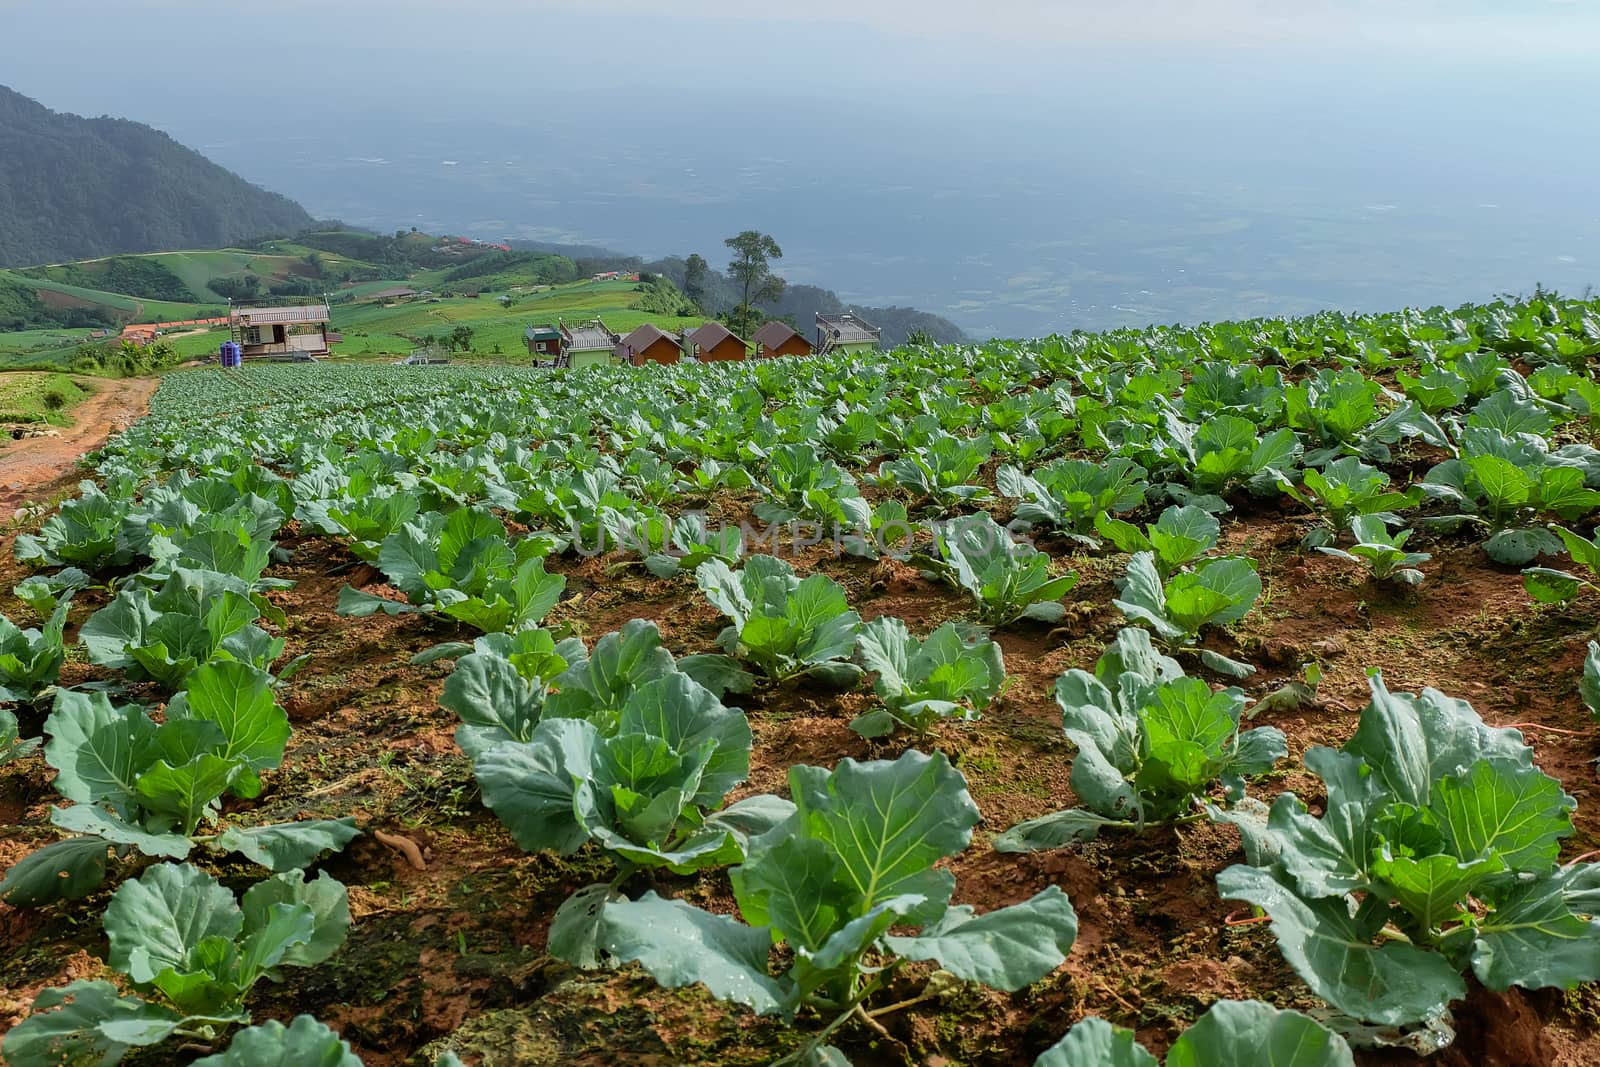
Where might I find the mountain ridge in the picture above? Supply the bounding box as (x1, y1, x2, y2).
(0, 85, 314, 267)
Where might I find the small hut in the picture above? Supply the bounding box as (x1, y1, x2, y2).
(751, 320, 813, 360)
(617, 324, 683, 366)
(684, 321, 750, 362)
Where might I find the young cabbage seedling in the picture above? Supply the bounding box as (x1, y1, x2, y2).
(995, 629, 1285, 849)
(1315, 515, 1429, 586)
(1095, 504, 1220, 579)
(1112, 552, 1261, 677)
(996, 456, 1148, 546)
(0, 595, 70, 703)
(850, 617, 1005, 737)
(696, 555, 863, 685)
(913, 512, 1077, 627)
(1278, 456, 1423, 548)
(0, 666, 359, 907)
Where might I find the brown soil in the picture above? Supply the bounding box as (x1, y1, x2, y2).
(1, 482, 1598, 1064)
(0, 376, 158, 514)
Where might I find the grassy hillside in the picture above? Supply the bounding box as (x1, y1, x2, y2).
(0, 370, 92, 425)
(0, 236, 761, 368)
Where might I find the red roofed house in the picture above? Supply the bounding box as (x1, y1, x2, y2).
(751, 320, 813, 360)
(684, 321, 749, 362)
(617, 323, 683, 366)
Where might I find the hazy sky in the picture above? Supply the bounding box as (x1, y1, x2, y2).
(7, 0, 1600, 116)
(4, 2, 1598, 334)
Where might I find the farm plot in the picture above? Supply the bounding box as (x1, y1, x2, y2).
(2, 294, 1600, 1066)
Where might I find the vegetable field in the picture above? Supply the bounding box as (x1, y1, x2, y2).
(4, 294, 1600, 1066)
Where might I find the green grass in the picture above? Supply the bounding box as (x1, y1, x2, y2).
(22, 246, 365, 304)
(17, 276, 222, 320)
(328, 279, 707, 358)
(0, 371, 93, 425)
(0, 327, 106, 369)
(0, 246, 718, 365)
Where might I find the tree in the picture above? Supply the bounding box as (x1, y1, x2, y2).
(684, 253, 709, 308)
(721, 305, 765, 340)
(448, 324, 475, 353)
(724, 231, 784, 333)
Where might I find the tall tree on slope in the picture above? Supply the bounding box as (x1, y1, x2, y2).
(724, 231, 784, 338)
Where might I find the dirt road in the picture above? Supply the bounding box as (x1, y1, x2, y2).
(0, 377, 158, 514)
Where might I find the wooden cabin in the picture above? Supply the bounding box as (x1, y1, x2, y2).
(524, 324, 564, 363)
(617, 323, 683, 366)
(751, 320, 813, 360)
(560, 319, 621, 369)
(684, 321, 750, 362)
(230, 303, 332, 360)
(816, 312, 881, 356)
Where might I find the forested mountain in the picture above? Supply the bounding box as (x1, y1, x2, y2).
(0, 86, 312, 267)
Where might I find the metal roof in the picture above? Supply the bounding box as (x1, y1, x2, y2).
(752, 320, 805, 349)
(524, 324, 562, 340)
(686, 321, 747, 351)
(562, 320, 618, 350)
(231, 304, 330, 326)
(619, 324, 680, 349)
(817, 312, 880, 344)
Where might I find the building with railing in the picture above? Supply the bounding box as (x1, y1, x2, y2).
(229, 302, 332, 360)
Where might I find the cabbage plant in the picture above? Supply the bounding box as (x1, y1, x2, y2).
(1036, 999, 1353, 1067)
(1161, 414, 1299, 496)
(0, 596, 70, 702)
(1522, 525, 1600, 603)
(2, 864, 349, 1067)
(1216, 675, 1600, 1030)
(594, 751, 1078, 1066)
(996, 456, 1147, 545)
(1096, 505, 1219, 579)
(306, 487, 422, 561)
(696, 555, 862, 684)
(755, 442, 872, 530)
(0, 666, 357, 906)
(337, 506, 565, 632)
(190, 1016, 365, 1067)
(1112, 552, 1260, 676)
(1279, 456, 1423, 545)
(637, 513, 744, 578)
(1, 707, 39, 766)
(915, 512, 1077, 627)
(1315, 515, 1429, 586)
(463, 637, 790, 966)
(14, 484, 140, 570)
(879, 432, 992, 506)
(850, 617, 1004, 737)
(996, 629, 1284, 849)
(80, 567, 290, 690)
(1421, 427, 1600, 564)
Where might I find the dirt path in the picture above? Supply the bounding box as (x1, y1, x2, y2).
(0, 377, 158, 514)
